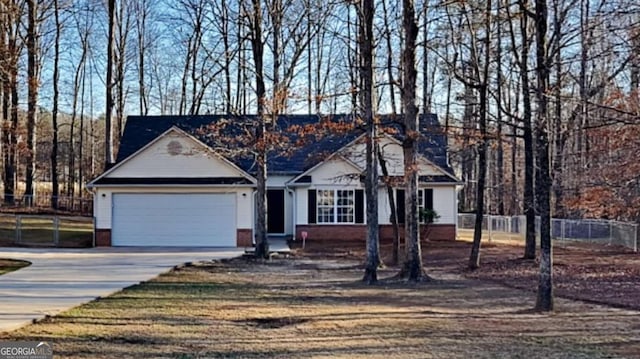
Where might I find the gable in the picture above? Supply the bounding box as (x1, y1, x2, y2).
(105, 129, 251, 179)
(305, 157, 362, 185)
(341, 136, 447, 177)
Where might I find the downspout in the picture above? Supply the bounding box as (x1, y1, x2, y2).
(286, 185, 296, 241)
(455, 184, 460, 240)
(86, 185, 97, 248)
(252, 189, 257, 246)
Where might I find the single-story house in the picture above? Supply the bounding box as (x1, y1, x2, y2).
(87, 114, 461, 247)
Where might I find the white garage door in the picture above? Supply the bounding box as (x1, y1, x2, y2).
(112, 193, 236, 247)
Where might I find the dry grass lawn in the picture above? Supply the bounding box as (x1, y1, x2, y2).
(1, 255, 639, 359)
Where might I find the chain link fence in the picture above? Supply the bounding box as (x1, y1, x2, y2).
(0, 214, 94, 247)
(458, 214, 639, 252)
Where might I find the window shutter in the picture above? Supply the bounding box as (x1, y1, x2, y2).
(425, 188, 434, 211)
(424, 188, 434, 223)
(355, 189, 364, 223)
(396, 189, 405, 224)
(308, 190, 316, 224)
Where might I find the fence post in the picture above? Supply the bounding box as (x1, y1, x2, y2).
(53, 216, 60, 247)
(488, 215, 492, 244)
(609, 221, 613, 246)
(15, 215, 21, 244)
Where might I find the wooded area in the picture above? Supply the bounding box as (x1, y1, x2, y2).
(1, 0, 639, 305)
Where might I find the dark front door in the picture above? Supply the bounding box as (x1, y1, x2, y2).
(267, 189, 285, 234)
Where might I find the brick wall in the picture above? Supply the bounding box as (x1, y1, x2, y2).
(94, 225, 455, 248)
(95, 229, 111, 246)
(295, 223, 456, 243)
(237, 229, 253, 247)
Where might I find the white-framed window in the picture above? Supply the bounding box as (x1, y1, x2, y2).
(317, 189, 355, 224)
(317, 190, 335, 223)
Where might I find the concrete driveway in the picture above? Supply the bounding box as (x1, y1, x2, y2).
(0, 247, 242, 332)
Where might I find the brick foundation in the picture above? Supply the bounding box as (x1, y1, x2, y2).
(95, 229, 112, 246)
(237, 229, 253, 247)
(295, 224, 456, 243)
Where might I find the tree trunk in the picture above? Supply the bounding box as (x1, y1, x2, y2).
(51, 0, 61, 209)
(79, 57, 87, 202)
(422, 2, 430, 113)
(2, 10, 18, 205)
(222, 0, 231, 113)
(360, 0, 379, 285)
(25, 0, 38, 206)
(116, 0, 129, 135)
(379, 142, 400, 265)
(495, 0, 505, 216)
(105, 0, 116, 169)
(551, 0, 564, 217)
(460, 64, 476, 212)
(380, 0, 399, 263)
(534, 0, 554, 312)
(399, 0, 426, 282)
(520, 0, 536, 260)
(347, 6, 358, 111)
(468, 0, 492, 271)
(136, 0, 149, 115)
(68, 108, 76, 197)
(382, 0, 396, 114)
(249, 0, 269, 259)
(6, 68, 18, 205)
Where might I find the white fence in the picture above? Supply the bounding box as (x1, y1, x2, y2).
(458, 214, 639, 252)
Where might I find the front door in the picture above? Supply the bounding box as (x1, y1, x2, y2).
(267, 189, 285, 234)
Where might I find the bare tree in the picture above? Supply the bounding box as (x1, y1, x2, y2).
(134, 0, 152, 115)
(509, 0, 536, 259)
(466, 0, 492, 270)
(113, 0, 133, 141)
(67, 4, 92, 198)
(50, 0, 61, 208)
(359, 0, 380, 284)
(1, 0, 22, 205)
(245, 0, 269, 258)
(533, 0, 553, 312)
(379, 0, 402, 265)
(442, 0, 493, 270)
(399, 0, 427, 282)
(24, 0, 39, 204)
(105, 0, 116, 168)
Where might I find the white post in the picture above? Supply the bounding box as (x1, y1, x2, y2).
(609, 221, 613, 246)
(53, 216, 60, 247)
(561, 219, 565, 247)
(15, 215, 21, 244)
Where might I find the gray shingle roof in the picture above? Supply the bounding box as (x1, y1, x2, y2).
(114, 114, 457, 181)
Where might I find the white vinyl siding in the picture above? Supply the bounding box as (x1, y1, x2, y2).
(106, 131, 246, 179)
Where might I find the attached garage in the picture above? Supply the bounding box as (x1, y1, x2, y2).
(111, 193, 237, 247)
